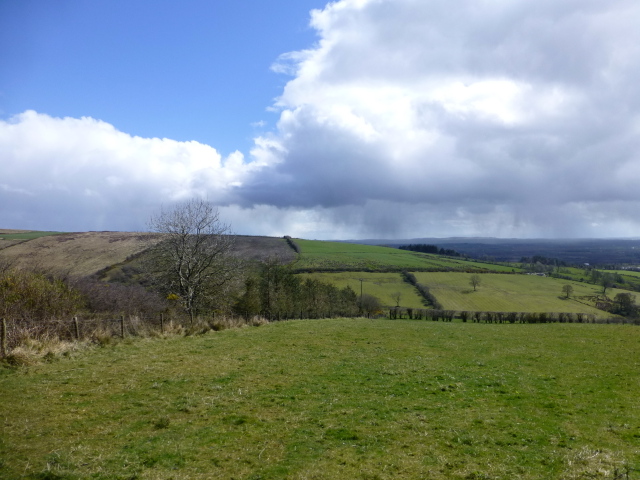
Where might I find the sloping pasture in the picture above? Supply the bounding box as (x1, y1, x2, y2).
(413, 272, 627, 317)
(1, 319, 638, 479)
(294, 239, 518, 272)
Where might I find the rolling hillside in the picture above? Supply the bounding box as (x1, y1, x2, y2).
(0, 231, 295, 277)
(2, 230, 636, 318)
(293, 240, 636, 317)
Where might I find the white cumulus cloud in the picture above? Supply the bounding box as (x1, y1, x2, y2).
(0, 111, 262, 231)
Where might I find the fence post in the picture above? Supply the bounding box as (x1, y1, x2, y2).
(160, 313, 164, 334)
(120, 315, 125, 338)
(73, 316, 80, 340)
(1, 318, 7, 358)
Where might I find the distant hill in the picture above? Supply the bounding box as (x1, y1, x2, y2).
(341, 237, 640, 265)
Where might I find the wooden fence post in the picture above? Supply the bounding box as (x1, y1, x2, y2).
(73, 316, 80, 340)
(120, 315, 125, 338)
(160, 313, 164, 334)
(1, 318, 7, 358)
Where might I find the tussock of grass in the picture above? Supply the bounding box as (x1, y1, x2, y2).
(563, 447, 629, 479)
(2, 336, 85, 367)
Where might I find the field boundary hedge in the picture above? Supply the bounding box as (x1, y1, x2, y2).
(386, 308, 640, 325)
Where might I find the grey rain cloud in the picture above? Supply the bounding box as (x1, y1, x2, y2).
(2, 0, 640, 238)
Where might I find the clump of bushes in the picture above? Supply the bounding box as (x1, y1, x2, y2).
(1, 268, 83, 322)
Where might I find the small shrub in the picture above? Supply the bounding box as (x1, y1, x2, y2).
(153, 416, 170, 429)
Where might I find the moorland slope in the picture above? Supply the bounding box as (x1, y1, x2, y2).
(0, 231, 296, 277)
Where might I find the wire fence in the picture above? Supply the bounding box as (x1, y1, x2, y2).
(1, 310, 638, 359)
(0, 313, 257, 356)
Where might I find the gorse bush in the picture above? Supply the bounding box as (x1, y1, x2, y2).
(0, 268, 83, 321)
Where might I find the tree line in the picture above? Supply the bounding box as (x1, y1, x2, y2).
(402, 271, 442, 309)
(233, 260, 371, 321)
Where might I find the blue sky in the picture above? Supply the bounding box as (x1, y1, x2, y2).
(1, 0, 321, 155)
(2, 0, 640, 239)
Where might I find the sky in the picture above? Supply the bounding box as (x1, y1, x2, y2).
(1, 0, 640, 239)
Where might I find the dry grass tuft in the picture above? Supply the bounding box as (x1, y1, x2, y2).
(248, 315, 269, 327)
(162, 320, 184, 336)
(2, 349, 39, 367)
(563, 447, 629, 479)
(180, 315, 270, 335)
(89, 327, 116, 347)
(2, 336, 84, 366)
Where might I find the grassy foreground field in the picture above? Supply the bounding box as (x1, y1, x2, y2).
(2, 319, 639, 479)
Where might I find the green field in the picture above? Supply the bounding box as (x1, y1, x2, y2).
(610, 270, 640, 290)
(0, 230, 63, 240)
(616, 270, 640, 278)
(413, 272, 623, 317)
(294, 239, 519, 273)
(2, 320, 639, 479)
(297, 272, 427, 309)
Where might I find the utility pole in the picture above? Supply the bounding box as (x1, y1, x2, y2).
(359, 278, 364, 314)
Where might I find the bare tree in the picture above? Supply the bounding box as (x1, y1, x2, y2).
(470, 274, 481, 292)
(147, 199, 237, 322)
(391, 291, 402, 308)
